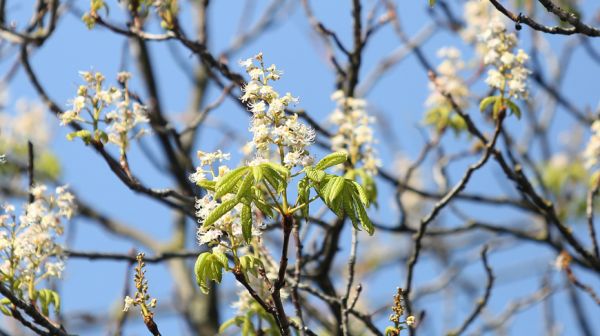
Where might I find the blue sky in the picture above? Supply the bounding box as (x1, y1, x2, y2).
(2, 0, 600, 335)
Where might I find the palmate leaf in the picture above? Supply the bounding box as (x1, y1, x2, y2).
(327, 176, 346, 204)
(194, 252, 226, 294)
(260, 163, 288, 194)
(313, 172, 375, 235)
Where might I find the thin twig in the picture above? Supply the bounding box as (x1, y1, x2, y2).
(447, 246, 494, 335)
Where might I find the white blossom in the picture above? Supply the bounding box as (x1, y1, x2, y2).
(479, 19, 530, 100)
(197, 150, 231, 166)
(0, 185, 75, 293)
(123, 295, 134, 312)
(60, 71, 150, 151)
(461, 0, 504, 44)
(426, 47, 470, 111)
(328, 91, 380, 175)
(583, 120, 600, 170)
(239, 54, 314, 168)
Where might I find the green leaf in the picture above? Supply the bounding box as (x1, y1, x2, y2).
(219, 317, 246, 334)
(261, 165, 287, 194)
(343, 193, 360, 230)
(241, 204, 253, 243)
(252, 165, 263, 182)
(213, 251, 229, 270)
(0, 298, 11, 316)
(236, 172, 255, 200)
(194, 252, 211, 292)
(479, 96, 499, 113)
(429, 0, 436, 7)
(254, 199, 274, 218)
(194, 252, 226, 294)
(37, 289, 60, 316)
(351, 181, 369, 207)
(326, 176, 346, 204)
(505, 99, 522, 119)
(240, 255, 262, 277)
(385, 326, 399, 336)
(354, 168, 378, 205)
(315, 151, 348, 170)
(305, 168, 326, 183)
(203, 198, 239, 228)
(355, 196, 374, 235)
(262, 162, 289, 180)
(66, 130, 92, 144)
(242, 312, 257, 336)
(297, 178, 311, 218)
(196, 179, 216, 191)
(215, 166, 249, 199)
(95, 129, 108, 143)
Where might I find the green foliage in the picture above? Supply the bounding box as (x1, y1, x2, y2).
(66, 130, 93, 144)
(202, 199, 238, 228)
(0, 298, 12, 316)
(0, 143, 62, 181)
(541, 159, 586, 196)
(480, 95, 521, 119)
(308, 170, 374, 235)
(200, 162, 289, 230)
(239, 255, 263, 278)
(194, 251, 228, 294)
(219, 301, 280, 336)
(385, 326, 402, 336)
(82, 0, 107, 29)
(424, 106, 466, 135)
(241, 204, 253, 243)
(36, 289, 61, 316)
(196, 179, 216, 191)
(315, 151, 348, 170)
(346, 168, 378, 206)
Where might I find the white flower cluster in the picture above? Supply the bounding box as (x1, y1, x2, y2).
(583, 120, 600, 170)
(329, 90, 380, 175)
(240, 53, 315, 168)
(461, 0, 504, 44)
(0, 185, 75, 292)
(60, 71, 150, 150)
(196, 197, 263, 246)
(0, 100, 51, 147)
(426, 47, 470, 110)
(192, 154, 263, 246)
(189, 150, 231, 184)
(479, 19, 530, 100)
